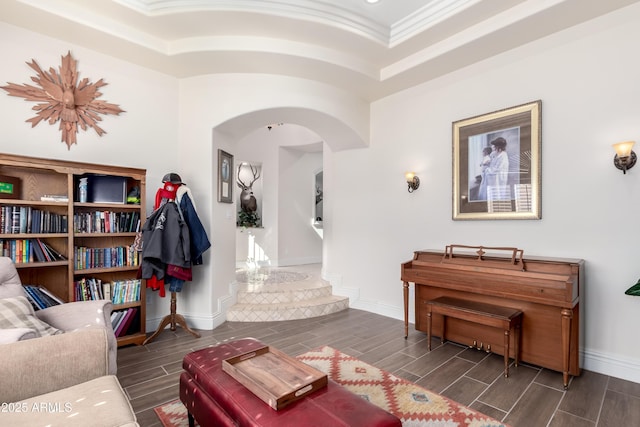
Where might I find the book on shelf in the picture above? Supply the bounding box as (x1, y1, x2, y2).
(0, 205, 68, 234)
(103, 282, 112, 302)
(22, 285, 64, 310)
(110, 310, 126, 330)
(73, 211, 140, 234)
(75, 277, 142, 305)
(40, 194, 69, 202)
(33, 239, 66, 262)
(73, 245, 140, 270)
(74, 277, 107, 301)
(31, 239, 46, 262)
(0, 238, 66, 263)
(38, 285, 65, 305)
(2, 239, 30, 263)
(111, 279, 141, 304)
(23, 285, 46, 310)
(114, 307, 138, 337)
(11, 207, 19, 233)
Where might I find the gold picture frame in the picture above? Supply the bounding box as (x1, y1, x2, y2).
(452, 100, 541, 220)
(218, 149, 234, 203)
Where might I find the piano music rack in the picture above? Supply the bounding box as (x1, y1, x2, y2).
(441, 244, 525, 271)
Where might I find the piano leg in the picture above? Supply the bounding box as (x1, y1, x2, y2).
(561, 308, 573, 390)
(515, 322, 520, 367)
(403, 281, 409, 338)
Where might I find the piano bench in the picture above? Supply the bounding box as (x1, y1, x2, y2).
(426, 296, 522, 377)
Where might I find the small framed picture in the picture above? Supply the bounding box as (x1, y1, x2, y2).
(452, 100, 542, 220)
(217, 149, 234, 203)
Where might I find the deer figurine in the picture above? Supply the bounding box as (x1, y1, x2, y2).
(237, 163, 260, 213)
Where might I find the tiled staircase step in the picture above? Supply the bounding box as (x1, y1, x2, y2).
(226, 295, 349, 322)
(237, 283, 333, 304)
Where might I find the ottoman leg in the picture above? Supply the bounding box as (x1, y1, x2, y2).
(188, 411, 195, 427)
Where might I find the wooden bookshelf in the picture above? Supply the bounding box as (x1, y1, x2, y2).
(0, 153, 147, 346)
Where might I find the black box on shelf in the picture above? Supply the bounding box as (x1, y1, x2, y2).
(87, 175, 127, 204)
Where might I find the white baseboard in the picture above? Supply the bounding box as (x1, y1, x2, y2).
(349, 298, 403, 320)
(146, 279, 238, 332)
(582, 348, 640, 383)
(279, 256, 322, 266)
(145, 312, 219, 332)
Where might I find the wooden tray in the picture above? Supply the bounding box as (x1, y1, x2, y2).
(222, 345, 327, 410)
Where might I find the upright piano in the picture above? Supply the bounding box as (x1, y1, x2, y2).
(401, 245, 583, 388)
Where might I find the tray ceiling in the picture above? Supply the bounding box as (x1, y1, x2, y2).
(2, 0, 638, 100)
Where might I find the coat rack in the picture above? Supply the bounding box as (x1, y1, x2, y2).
(142, 173, 208, 345)
(143, 291, 200, 345)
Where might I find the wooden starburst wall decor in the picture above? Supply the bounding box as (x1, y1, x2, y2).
(2, 51, 124, 149)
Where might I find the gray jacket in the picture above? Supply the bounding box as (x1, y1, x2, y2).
(140, 202, 191, 280)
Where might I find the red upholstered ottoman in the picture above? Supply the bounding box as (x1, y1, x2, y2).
(180, 338, 402, 427)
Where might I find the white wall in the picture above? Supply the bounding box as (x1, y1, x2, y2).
(327, 4, 640, 382)
(277, 148, 323, 266)
(0, 22, 180, 327)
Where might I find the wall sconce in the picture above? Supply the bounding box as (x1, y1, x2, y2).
(613, 141, 637, 174)
(405, 172, 420, 193)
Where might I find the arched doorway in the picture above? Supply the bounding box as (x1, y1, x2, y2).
(211, 107, 366, 321)
(213, 107, 366, 270)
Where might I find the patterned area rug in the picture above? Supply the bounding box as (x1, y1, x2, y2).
(155, 346, 509, 427)
(298, 346, 508, 427)
(155, 400, 190, 427)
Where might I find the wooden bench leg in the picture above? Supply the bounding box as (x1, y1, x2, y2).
(504, 329, 510, 377)
(515, 323, 520, 367)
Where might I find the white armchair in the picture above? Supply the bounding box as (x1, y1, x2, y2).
(0, 257, 118, 375)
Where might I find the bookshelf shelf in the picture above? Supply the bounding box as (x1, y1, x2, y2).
(114, 301, 143, 310)
(1, 200, 69, 207)
(14, 260, 68, 268)
(74, 265, 140, 274)
(0, 153, 147, 347)
(74, 202, 141, 210)
(117, 332, 146, 347)
(0, 233, 68, 239)
(75, 232, 138, 238)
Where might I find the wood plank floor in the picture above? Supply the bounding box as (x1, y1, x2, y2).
(117, 308, 640, 427)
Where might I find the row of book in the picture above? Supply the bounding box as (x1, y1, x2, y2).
(73, 245, 140, 270)
(111, 307, 138, 338)
(0, 205, 68, 234)
(74, 277, 141, 305)
(73, 211, 140, 234)
(0, 238, 67, 264)
(22, 284, 64, 310)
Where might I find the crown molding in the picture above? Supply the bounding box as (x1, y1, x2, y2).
(115, 0, 391, 44)
(390, 0, 479, 46)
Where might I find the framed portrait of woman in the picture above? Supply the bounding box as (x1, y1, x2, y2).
(452, 100, 541, 220)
